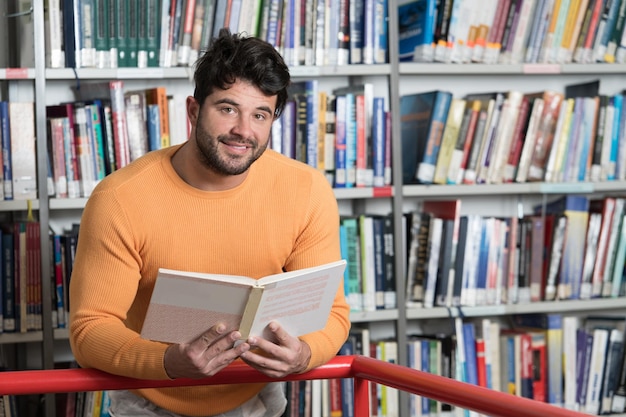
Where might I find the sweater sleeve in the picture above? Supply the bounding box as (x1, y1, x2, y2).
(283, 171, 351, 370)
(68, 189, 171, 380)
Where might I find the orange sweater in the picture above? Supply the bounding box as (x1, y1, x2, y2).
(69, 145, 350, 416)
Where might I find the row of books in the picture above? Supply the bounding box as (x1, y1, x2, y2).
(274, 81, 392, 189)
(340, 213, 397, 313)
(451, 314, 626, 416)
(43, 79, 392, 200)
(45, 81, 189, 199)
(404, 195, 626, 309)
(44, 0, 390, 70)
(399, 0, 626, 65)
(0, 221, 43, 334)
(338, 313, 626, 417)
(400, 80, 626, 185)
(7, 193, 626, 334)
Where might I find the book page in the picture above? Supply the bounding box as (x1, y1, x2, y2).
(247, 260, 346, 340)
(140, 273, 252, 344)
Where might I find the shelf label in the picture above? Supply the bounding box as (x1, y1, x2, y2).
(373, 186, 393, 198)
(5, 68, 29, 79)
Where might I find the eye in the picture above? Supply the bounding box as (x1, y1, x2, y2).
(221, 107, 236, 114)
(255, 113, 267, 121)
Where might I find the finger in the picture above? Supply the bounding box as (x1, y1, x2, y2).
(188, 324, 232, 355)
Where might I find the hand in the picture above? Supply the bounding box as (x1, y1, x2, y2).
(239, 321, 312, 378)
(163, 323, 250, 379)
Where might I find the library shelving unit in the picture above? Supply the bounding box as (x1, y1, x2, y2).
(2, 1, 626, 417)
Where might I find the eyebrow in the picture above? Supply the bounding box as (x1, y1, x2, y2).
(214, 98, 273, 116)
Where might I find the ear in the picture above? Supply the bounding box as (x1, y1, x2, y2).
(186, 96, 200, 125)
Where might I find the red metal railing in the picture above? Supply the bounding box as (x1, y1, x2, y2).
(0, 355, 589, 417)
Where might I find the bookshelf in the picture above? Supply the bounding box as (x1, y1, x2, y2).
(1, 0, 626, 416)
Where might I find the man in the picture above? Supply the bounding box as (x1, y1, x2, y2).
(69, 29, 351, 417)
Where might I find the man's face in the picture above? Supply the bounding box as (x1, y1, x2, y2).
(193, 79, 277, 176)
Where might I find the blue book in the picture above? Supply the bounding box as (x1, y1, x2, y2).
(52, 234, 66, 328)
(398, 0, 436, 62)
(349, 0, 364, 64)
(344, 93, 357, 187)
(608, 94, 623, 180)
(0, 101, 12, 200)
(475, 219, 490, 305)
(334, 95, 348, 188)
(372, 97, 386, 187)
(374, 0, 389, 63)
(339, 340, 355, 417)
(147, 103, 161, 152)
(421, 339, 430, 415)
(463, 322, 478, 386)
(363, 0, 376, 64)
(400, 90, 452, 184)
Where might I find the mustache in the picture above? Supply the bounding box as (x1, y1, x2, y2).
(218, 134, 256, 147)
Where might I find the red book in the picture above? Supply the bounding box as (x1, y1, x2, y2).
(476, 338, 487, 387)
(530, 331, 548, 403)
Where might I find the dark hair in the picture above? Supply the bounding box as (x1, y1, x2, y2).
(193, 29, 291, 118)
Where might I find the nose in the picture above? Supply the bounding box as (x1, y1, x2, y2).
(231, 114, 254, 139)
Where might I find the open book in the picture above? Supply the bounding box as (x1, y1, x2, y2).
(140, 260, 347, 344)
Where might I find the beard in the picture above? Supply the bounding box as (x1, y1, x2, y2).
(194, 122, 268, 176)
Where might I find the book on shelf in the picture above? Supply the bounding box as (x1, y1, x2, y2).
(73, 80, 132, 169)
(585, 327, 610, 414)
(8, 102, 37, 201)
(525, 90, 565, 182)
(600, 327, 625, 414)
(47, 117, 69, 199)
(512, 313, 564, 406)
(397, 0, 436, 62)
(432, 97, 466, 185)
(422, 199, 461, 308)
(400, 90, 453, 185)
(140, 260, 346, 344)
(0, 102, 12, 201)
(446, 99, 481, 185)
(502, 94, 533, 183)
(591, 0, 623, 63)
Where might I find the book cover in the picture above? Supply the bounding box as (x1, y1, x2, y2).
(610, 212, 626, 298)
(145, 86, 171, 150)
(359, 214, 377, 312)
(0, 101, 12, 200)
(585, 327, 609, 414)
(8, 102, 37, 200)
(141, 260, 346, 344)
(512, 313, 564, 406)
(47, 118, 69, 199)
(433, 97, 466, 184)
(446, 99, 480, 184)
(422, 216, 443, 309)
(398, 0, 436, 62)
(502, 94, 532, 182)
(600, 328, 625, 414)
(576, 328, 593, 409)
(543, 195, 590, 300)
(423, 199, 461, 307)
(400, 90, 452, 184)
